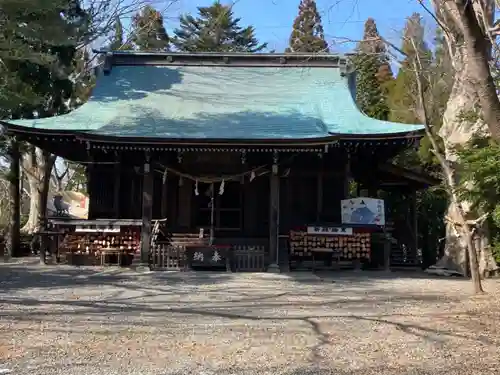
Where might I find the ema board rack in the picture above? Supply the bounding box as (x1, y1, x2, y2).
(289, 225, 371, 261)
(48, 219, 143, 266)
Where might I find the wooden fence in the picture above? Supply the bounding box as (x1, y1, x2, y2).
(150, 244, 187, 270)
(233, 245, 266, 272)
(150, 243, 267, 272)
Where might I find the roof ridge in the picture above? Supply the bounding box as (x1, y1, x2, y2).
(94, 51, 351, 72)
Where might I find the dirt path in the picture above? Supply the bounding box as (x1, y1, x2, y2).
(1, 263, 499, 374)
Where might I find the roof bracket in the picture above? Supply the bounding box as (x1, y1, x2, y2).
(103, 52, 113, 76)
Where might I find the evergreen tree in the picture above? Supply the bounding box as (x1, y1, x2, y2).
(110, 18, 124, 50)
(172, 1, 267, 52)
(98, 18, 131, 68)
(71, 48, 95, 108)
(1, 0, 91, 241)
(1, 0, 89, 119)
(389, 13, 432, 123)
(429, 27, 453, 121)
(416, 26, 453, 164)
(286, 0, 328, 53)
(0, 0, 86, 116)
(358, 18, 393, 85)
(130, 5, 170, 51)
(351, 18, 392, 120)
(108, 18, 132, 51)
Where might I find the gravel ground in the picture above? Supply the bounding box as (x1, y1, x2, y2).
(1, 260, 500, 375)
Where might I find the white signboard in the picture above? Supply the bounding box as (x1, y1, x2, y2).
(307, 226, 353, 236)
(341, 197, 385, 226)
(75, 225, 121, 233)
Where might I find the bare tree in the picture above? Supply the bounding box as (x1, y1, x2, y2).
(413, 0, 499, 278)
(404, 37, 485, 293)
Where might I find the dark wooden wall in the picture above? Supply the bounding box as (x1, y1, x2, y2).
(88, 151, 349, 233)
(88, 164, 114, 219)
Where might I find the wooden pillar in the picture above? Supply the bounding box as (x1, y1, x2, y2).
(316, 155, 323, 221)
(87, 155, 94, 219)
(138, 159, 153, 270)
(343, 153, 351, 198)
(383, 230, 392, 272)
(129, 173, 135, 218)
(6, 139, 20, 259)
(113, 153, 121, 218)
(268, 152, 280, 272)
(411, 190, 419, 262)
(160, 169, 168, 219)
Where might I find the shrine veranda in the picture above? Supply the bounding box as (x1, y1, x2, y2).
(1, 52, 438, 271)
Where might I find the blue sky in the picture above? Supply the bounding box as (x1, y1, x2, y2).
(139, 0, 436, 53)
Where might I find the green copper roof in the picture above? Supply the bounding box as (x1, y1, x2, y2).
(7, 64, 423, 140)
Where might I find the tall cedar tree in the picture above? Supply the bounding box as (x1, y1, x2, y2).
(99, 18, 132, 66)
(286, 0, 328, 53)
(108, 18, 132, 51)
(98, 18, 130, 69)
(173, 1, 266, 52)
(389, 13, 432, 124)
(386, 14, 449, 167)
(351, 18, 392, 120)
(2, 0, 88, 119)
(130, 6, 170, 51)
(0, 0, 86, 115)
(418, 27, 452, 165)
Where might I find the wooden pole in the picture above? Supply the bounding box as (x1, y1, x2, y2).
(86, 155, 94, 219)
(6, 139, 20, 259)
(268, 152, 280, 272)
(113, 153, 121, 218)
(138, 160, 153, 271)
(412, 190, 419, 264)
(160, 169, 168, 219)
(316, 155, 323, 222)
(343, 153, 351, 198)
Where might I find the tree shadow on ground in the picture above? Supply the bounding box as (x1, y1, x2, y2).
(1, 261, 497, 371)
(160, 365, 500, 375)
(0, 276, 491, 349)
(0, 262, 235, 294)
(296, 269, 470, 283)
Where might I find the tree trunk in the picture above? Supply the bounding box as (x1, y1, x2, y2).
(38, 150, 53, 264)
(454, 0, 500, 140)
(427, 2, 499, 277)
(5, 139, 20, 259)
(23, 175, 41, 234)
(22, 147, 56, 235)
(463, 222, 485, 293)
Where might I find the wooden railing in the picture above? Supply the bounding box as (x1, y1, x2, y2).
(149, 236, 268, 272)
(150, 244, 187, 270)
(233, 245, 266, 272)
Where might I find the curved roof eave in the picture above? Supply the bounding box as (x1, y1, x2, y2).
(2, 120, 423, 146)
(1, 57, 426, 141)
